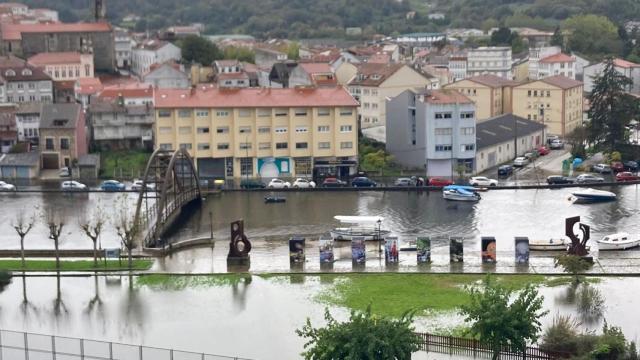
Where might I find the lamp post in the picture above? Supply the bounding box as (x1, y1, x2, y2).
(377, 219, 382, 255)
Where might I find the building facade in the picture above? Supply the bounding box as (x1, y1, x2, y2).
(27, 52, 94, 81)
(537, 53, 576, 80)
(467, 47, 512, 79)
(153, 87, 359, 180)
(131, 40, 181, 76)
(288, 63, 337, 88)
(0, 60, 53, 103)
(142, 63, 190, 89)
(88, 100, 154, 150)
(15, 102, 41, 143)
(583, 58, 640, 94)
(512, 76, 583, 137)
(443, 75, 516, 121)
(448, 55, 467, 82)
(528, 46, 561, 80)
(39, 103, 87, 169)
(386, 89, 476, 177)
(114, 28, 132, 69)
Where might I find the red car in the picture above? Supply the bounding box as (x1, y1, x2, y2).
(537, 146, 550, 156)
(611, 161, 625, 173)
(616, 172, 640, 182)
(429, 177, 454, 187)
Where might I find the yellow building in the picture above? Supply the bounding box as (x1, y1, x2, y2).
(512, 59, 529, 82)
(443, 74, 516, 121)
(154, 86, 359, 180)
(512, 75, 583, 137)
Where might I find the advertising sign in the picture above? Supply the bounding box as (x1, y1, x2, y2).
(385, 237, 399, 263)
(289, 236, 305, 263)
(258, 157, 291, 177)
(319, 236, 334, 263)
(515, 237, 530, 264)
(417, 237, 431, 264)
(351, 237, 366, 264)
(450, 237, 464, 263)
(481, 236, 497, 263)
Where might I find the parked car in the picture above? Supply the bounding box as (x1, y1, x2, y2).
(131, 179, 156, 191)
(623, 160, 639, 172)
(498, 165, 513, 177)
(59, 167, 70, 177)
(241, 179, 266, 189)
(321, 177, 347, 188)
(549, 140, 564, 149)
(591, 163, 612, 174)
(575, 174, 605, 184)
(616, 172, 640, 182)
(0, 181, 16, 191)
(100, 180, 125, 192)
(61, 180, 87, 191)
(292, 178, 316, 188)
(428, 177, 454, 187)
(546, 176, 574, 185)
(469, 176, 498, 187)
(351, 177, 377, 188)
(547, 135, 560, 145)
(610, 161, 625, 173)
(513, 157, 529, 167)
(394, 177, 416, 187)
(266, 179, 289, 189)
(524, 151, 538, 160)
(537, 146, 550, 156)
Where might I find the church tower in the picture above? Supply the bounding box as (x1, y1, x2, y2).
(95, 0, 106, 22)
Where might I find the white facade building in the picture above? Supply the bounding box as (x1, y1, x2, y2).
(448, 55, 467, 82)
(467, 47, 512, 79)
(131, 40, 182, 76)
(114, 28, 133, 69)
(528, 46, 561, 80)
(583, 58, 640, 94)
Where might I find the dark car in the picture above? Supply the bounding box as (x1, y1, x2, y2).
(624, 160, 639, 172)
(498, 165, 513, 177)
(611, 161, 625, 173)
(321, 177, 347, 188)
(546, 176, 574, 185)
(616, 172, 640, 182)
(100, 180, 125, 191)
(351, 177, 377, 188)
(240, 179, 266, 189)
(428, 177, 454, 187)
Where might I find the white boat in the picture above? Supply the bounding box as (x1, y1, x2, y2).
(399, 240, 417, 251)
(442, 185, 481, 202)
(597, 232, 640, 251)
(572, 188, 616, 203)
(330, 215, 391, 241)
(530, 238, 569, 251)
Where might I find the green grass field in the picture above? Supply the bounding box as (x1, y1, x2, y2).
(100, 150, 151, 179)
(0, 259, 154, 272)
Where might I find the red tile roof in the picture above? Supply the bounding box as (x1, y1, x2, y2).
(28, 51, 83, 66)
(155, 86, 358, 108)
(348, 63, 404, 87)
(1, 22, 112, 40)
(613, 58, 640, 69)
(422, 90, 473, 105)
(75, 77, 103, 95)
(538, 75, 583, 89)
(298, 63, 333, 75)
(99, 84, 154, 99)
(539, 53, 575, 63)
(367, 53, 391, 64)
(462, 74, 518, 88)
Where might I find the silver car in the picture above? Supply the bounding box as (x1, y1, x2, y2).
(575, 174, 605, 184)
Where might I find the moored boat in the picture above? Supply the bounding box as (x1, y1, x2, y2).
(530, 238, 569, 251)
(330, 216, 391, 241)
(572, 188, 616, 203)
(264, 195, 286, 203)
(399, 240, 417, 251)
(442, 185, 481, 202)
(597, 232, 640, 251)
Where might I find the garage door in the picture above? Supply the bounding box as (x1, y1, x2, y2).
(488, 152, 497, 168)
(16, 166, 29, 179)
(42, 153, 59, 169)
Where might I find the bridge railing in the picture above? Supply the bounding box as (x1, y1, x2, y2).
(0, 329, 253, 360)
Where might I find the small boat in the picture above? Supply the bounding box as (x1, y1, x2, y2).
(399, 240, 417, 251)
(443, 185, 481, 202)
(572, 188, 616, 203)
(264, 195, 286, 203)
(530, 238, 569, 251)
(597, 232, 640, 251)
(330, 215, 391, 241)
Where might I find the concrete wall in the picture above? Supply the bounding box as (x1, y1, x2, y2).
(475, 130, 544, 173)
(20, 32, 114, 71)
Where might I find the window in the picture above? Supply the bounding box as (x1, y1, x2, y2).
(28, 83, 35, 89)
(363, 89, 370, 95)
(339, 125, 353, 133)
(178, 109, 192, 118)
(159, 126, 172, 134)
(317, 108, 330, 116)
(340, 141, 353, 149)
(339, 108, 353, 116)
(84, 64, 91, 77)
(259, 142, 271, 150)
(435, 144, 452, 151)
(238, 109, 251, 117)
(217, 143, 230, 150)
(294, 108, 308, 116)
(461, 112, 474, 119)
(276, 142, 288, 149)
(295, 142, 308, 149)
(461, 144, 475, 151)
(257, 108, 271, 117)
(240, 158, 253, 176)
(295, 127, 308, 133)
(275, 127, 288, 134)
(275, 109, 288, 117)
(179, 143, 192, 150)
(533, 90, 538, 97)
(295, 158, 312, 175)
(239, 126, 251, 134)
(371, 89, 378, 96)
(178, 126, 192, 134)
(460, 127, 475, 135)
(216, 127, 229, 134)
(158, 110, 171, 117)
(239, 142, 252, 150)
(372, 103, 378, 109)
(159, 143, 172, 150)
(363, 103, 370, 109)
(45, 138, 54, 150)
(197, 143, 210, 150)
(197, 127, 210, 134)
(18, 96, 24, 102)
(546, 91, 551, 97)
(318, 142, 330, 149)
(527, 90, 532, 97)
(196, 109, 209, 117)
(317, 125, 330, 133)
(434, 128, 452, 135)
(258, 126, 271, 134)
(216, 110, 229, 117)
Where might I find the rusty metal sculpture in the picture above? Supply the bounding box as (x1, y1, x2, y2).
(228, 220, 251, 259)
(565, 216, 590, 256)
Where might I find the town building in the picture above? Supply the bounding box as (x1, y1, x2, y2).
(254, 46, 288, 69)
(39, 103, 87, 169)
(583, 58, 640, 94)
(443, 74, 516, 121)
(0, 104, 17, 153)
(448, 55, 467, 82)
(268, 62, 297, 88)
(537, 53, 576, 80)
(98, 83, 154, 106)
(385, 89, 476, 176)
(114, 28, 132, 69)
(0, 57, 53, 103)
(153, 86, 359, 180)
(511, 28, 554, 47)
(528, 46, 561, 80)
(348, 63, 439, 129)
(512, 58, 529, 82)
(467, 47, 512, 79)
(27, 52, 94, 81)
(475, 114, 545, 173)
(288, 63, 337, 87)
(0, 22, 115, 71)
(333, 61, 358, 86)
(142, 62, 190, 89)
(0, 152, 40, 179)
(131, 40, 181, 76)
(74, 77, 103, 109)
(213, 60, 252, 88)
(512, 75, 583, 137)
(15, 102, 41, 143)
(88, 100, 154, 150)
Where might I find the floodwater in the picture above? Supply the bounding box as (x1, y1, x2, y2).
(0, 275, 639, 359)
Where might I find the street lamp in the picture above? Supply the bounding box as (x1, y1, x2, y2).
(377, 219, 382, 254)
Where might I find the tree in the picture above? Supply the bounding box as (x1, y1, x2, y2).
(490, 27, 513, 46)
(460, 276, 548, 360)
(287, 42, 300, 60)
(587, 58, 638, 151)
(554, 254, 593, 283)
(296, 306, 421, 360)
(563, 15, 621, 57)
(361, 150, 394, 174)
(550, 26, 564, 49)
(12, 211, 35, 268)
(79, 205, 106, 268)
(43, 208, 65, 270)
(180, 35, 223, 65)
(566, 125, 588, 158)
(114, 195, 140, 269)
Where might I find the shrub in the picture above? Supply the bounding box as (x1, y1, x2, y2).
(554, 255, 593, 283)
(540, 315, 581, 355)
(0, 271, 12, 289)
(609, 151, 622, 163)
(576, 285, 605, 323)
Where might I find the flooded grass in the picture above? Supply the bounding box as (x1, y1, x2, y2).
(135, 274, 248, 290)
(0, 259, 153, 272)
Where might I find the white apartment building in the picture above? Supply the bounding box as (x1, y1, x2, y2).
(584, 58, 640, 94)
(115, 28, 133, 69)
(467, 47, 512, 79)
(537, 53, 576, 80)
(131, 40, 181, 76)
(528, 46, 561, 80)
(448, 55, 467, 82)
